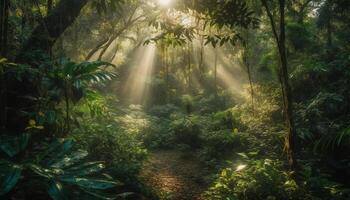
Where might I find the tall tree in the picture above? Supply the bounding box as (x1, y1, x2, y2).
(261, 0, 297, 171)
(243, 29, 254, 112)
(0, 0, 9, 57)
(16, 0, 89, 62)
(0, 0, 9, 130)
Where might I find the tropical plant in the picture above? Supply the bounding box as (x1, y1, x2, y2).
(170, 116, 202, 148)
(0, 133, 130, 199)
(314, 126, 350, 152)
(45, 59, 116, 131)
(204, 157, 302, 200)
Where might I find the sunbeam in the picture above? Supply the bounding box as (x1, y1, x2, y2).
(203, 46, 247, 95)
(123, 44, 156, 105)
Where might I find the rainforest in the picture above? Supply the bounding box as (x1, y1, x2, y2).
(0, 0, 349, 199)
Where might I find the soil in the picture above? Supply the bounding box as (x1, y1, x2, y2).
(140, 150, 209, 200)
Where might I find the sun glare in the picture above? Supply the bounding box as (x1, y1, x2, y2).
(158, 0, 172, 7)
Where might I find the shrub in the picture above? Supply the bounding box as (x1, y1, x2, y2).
(141, 117, 175, 149)
(200, 130, 244, 162)
(204, 159, 304, 200)
(147, 104, 180, 118)
(170, 116, 202, 148)
(73, 118, 147, 182)
(212, 108, 242, 130)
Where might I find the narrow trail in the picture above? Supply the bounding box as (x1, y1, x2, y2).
(140, 150, 208, 200)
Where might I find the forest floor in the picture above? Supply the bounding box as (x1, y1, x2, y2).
(140, 150, 209, 200)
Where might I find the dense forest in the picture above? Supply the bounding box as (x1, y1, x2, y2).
(0, 0, 349, 199)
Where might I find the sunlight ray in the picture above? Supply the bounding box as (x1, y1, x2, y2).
(123, 44, 156, 104)
(203, 47, 247, 95)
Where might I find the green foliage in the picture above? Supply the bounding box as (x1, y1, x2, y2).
(314, 126, 350, 152)
(46, 58, 116, 104)
(141, 117, 174, 149)
(0, 134, 128, 199)
(148, 104, 180, 118)
(200, 130, 244, 163)
(286, 22, 313, 51)
(72, 103, 148, 182)
(299, 163, 350, 200)
(204, 158, 303, 200)
(90, 0, 125, 14)
(212, 108, 242, 130)
(74, 122, 147, 182)
(170, 116, 202, 148)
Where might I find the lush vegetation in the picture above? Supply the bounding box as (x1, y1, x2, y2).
(1, 0, 350, 199)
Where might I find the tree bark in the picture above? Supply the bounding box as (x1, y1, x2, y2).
(261, 0, 297, 171)
(16, 0, 88, 63)
(214, 48, 218, 98)
(85, 37, 109, 60)
(0, 0, 9, 57)
(244, 30, 254, 112)
(187, 42, 192, 93)
(0, 0, 9, 130)
(47, 0, 53, 15)
(64, 81, 70, 133)
(6, 0, 87, 132)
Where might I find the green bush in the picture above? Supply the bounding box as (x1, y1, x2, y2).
(141, 117, 175, 149)
(200, 130, 244, 161)
(73, 118, 147, 182)
(170, 116, 202, 148)
(147, 104, 180, 118)
(212, 108, 242, 130)
(204, 159, 304, 200)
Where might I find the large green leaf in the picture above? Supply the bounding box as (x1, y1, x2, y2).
(41, 139, 74, 165)
(51, 150, 88, 169)
(64, 162, 105, 177)
(60, 177, 121, 190)
(81, 188, 133, 200)
(29, 164, 56, 178)
(48, 181, 67, 200)
(0, 134, 30, 157)
(0, 164, 22, 196)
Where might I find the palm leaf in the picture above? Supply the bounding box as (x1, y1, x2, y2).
(60, 177, 121, 190)
(51, 150, 88, 169)
(0, 134, 30, 157)
(0, 164, 22, 196)
(48, 181, 67, 200)
(64, 162, 105, 177)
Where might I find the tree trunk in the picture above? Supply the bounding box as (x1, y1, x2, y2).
(199, 32, 205, 82)
(326, 5, 333, 61)
(244, 29, 254, 112)
(0, 0, 9, 130)
(6, 0, 87, 132)
(187, 43, 192, 93)
(47, 0, 53, 15)
(64, 82, 70, 133)
(0, 0, 9, 57)
(85, 38, 109, 60)
(165, 46, 169, 103)
(261, 0, 297, 171)
(214, 48, 218, 98)
(16, 0, 88, 63)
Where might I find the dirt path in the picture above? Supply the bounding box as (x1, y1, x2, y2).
(140, 150, 208, 200)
